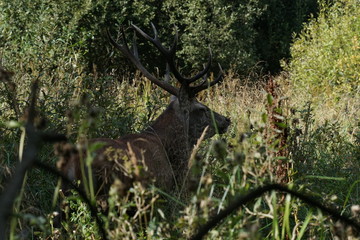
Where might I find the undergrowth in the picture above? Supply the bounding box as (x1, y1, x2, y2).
(1, 71, 359, 239)
(0, 0, 359, 238)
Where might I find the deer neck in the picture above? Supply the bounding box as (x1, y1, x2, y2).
(145, 100, 191, 170)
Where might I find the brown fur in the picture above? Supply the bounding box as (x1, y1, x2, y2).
(56, 99, 230, 196)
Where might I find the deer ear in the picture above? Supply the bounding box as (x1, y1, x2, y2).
(170, 95, 178, 102)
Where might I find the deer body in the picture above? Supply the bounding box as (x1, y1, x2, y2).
(58, 98, 230, 195)
(57, 23, 230, 198)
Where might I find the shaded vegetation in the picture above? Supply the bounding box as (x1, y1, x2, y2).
(0, 0, 319, 76)
(0, 0, 359, 239)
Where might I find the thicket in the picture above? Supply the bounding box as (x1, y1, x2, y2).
(283, 0, 360, 226)
(0, 0, 318, 77)
(285, 0, 360, 102)
(1, 0, 360, 239)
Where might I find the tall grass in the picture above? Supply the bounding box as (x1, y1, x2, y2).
(1, 68, 359, 239)
(1, 0, 359, 238)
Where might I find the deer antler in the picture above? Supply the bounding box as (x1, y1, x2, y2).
(107, 23, 223, 98)
(131, 23, 213, 85)
(191, 63, 224, 94)
(107, 27, 179, 96)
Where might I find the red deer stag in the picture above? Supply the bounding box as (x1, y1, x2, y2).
(57, 23, 230, 198)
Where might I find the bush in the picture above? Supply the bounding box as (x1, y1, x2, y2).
(290, 102, 360, 206)
(0, 0, 319, 80)
(285, 0, 360, 102)
(281, 0, 360, 219)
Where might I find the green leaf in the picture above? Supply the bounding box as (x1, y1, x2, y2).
(275, 122, 287, 129)
(88, 142, 106, 153)
(4, 120, 23, 128)
(261, 113, 268, 123)
(304, 175, 346, 181)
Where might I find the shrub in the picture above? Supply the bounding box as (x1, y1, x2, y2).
(290, 103, 360, 206)
(285, 0, 360, 102)
(0, 0, 320, 80)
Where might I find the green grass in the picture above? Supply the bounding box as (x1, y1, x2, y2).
(1, 72, 359, 239)
(1, 0, 359, 238)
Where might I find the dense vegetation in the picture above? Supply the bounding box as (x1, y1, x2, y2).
(0, 0, 359, 239)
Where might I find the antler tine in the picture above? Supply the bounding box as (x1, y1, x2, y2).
(150, 22, 159, 41)
(187, 48, 212, 84)
(192, 67, 209, 89)
(131, 24, 154, 42)
(132, 22, 177, 58)
(107, 28, 179, 96)
(107, 28, 131, 60)
(190, 63, 224, 95)
(131, 23, 168, 56)
(132, 30, 139, 59)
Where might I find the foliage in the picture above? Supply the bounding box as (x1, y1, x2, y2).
(0, 0, 87, 126)
(0, 0, 319, 79)
(161, 0, 263, 74)
(282, 0, 360, 211)
(1, 0, 359, 239)
(285, 0, 360, 102)
(289, 101, 360, 208)
(1, 70, 360, 239)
